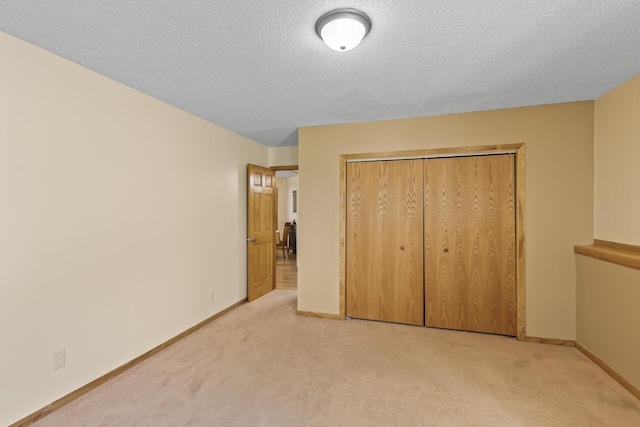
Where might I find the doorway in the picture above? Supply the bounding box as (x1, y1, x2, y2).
(274, 167, 298, 290)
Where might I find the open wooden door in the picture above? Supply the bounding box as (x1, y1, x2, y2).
(247, 164, 276, 302)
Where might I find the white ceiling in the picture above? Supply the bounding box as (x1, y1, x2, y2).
(2, 1, 640, 147)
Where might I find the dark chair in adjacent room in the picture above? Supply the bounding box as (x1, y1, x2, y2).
(276, 222, 292, 260)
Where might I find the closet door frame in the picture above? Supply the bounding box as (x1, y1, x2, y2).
(339, 144, 526, 340)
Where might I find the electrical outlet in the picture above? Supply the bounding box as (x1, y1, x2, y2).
(53, 349, 66, 371)
(209, 289, 215, 302)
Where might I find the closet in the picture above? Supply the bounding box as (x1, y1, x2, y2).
(345, 153, 517, 336)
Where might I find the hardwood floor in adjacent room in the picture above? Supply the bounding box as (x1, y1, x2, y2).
(275, 251, 297, 290)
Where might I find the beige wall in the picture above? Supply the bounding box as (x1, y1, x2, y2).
(269, 146, 299, 167)
(575, 73, 640, 391)
(298, 102, 595, 340)
(594, 74, 640, 246)
(576, 256, 640, 389)
(276, 176, 298, 234)
(0, 31, 267, 425)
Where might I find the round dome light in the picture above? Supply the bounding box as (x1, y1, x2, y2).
(315, 9, 372, 52)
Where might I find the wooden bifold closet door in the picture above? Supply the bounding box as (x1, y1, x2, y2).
(345, 154, 516, 336)
(424, 155, 516, 336)
(346, 160, 424, 326)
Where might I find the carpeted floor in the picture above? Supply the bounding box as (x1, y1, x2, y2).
(33, 290, 640, 426)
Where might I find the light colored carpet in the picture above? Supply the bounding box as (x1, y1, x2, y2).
(33, 290, 640, 426)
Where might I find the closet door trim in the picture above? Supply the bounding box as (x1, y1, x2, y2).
(339, 144, 526, 340)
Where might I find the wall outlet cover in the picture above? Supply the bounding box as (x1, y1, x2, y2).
(53, 349, 66, 371)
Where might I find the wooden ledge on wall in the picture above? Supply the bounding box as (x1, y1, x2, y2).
(574, 239, 640, 270)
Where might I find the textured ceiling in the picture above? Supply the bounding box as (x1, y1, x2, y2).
(1, 1, 640, 147)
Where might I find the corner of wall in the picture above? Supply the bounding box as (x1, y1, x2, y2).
(268, 146, 299, 167)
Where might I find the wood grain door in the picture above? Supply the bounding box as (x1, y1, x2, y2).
(424, 154, 516, 336)
(247, 164, 276, 302)
(346, 160, 424, 326)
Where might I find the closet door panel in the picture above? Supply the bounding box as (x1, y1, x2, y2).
(346, 160, 424, 326)
(425, 155, 516, 335)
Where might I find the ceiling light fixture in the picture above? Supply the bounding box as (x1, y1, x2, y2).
(315, 8, 372, 52)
